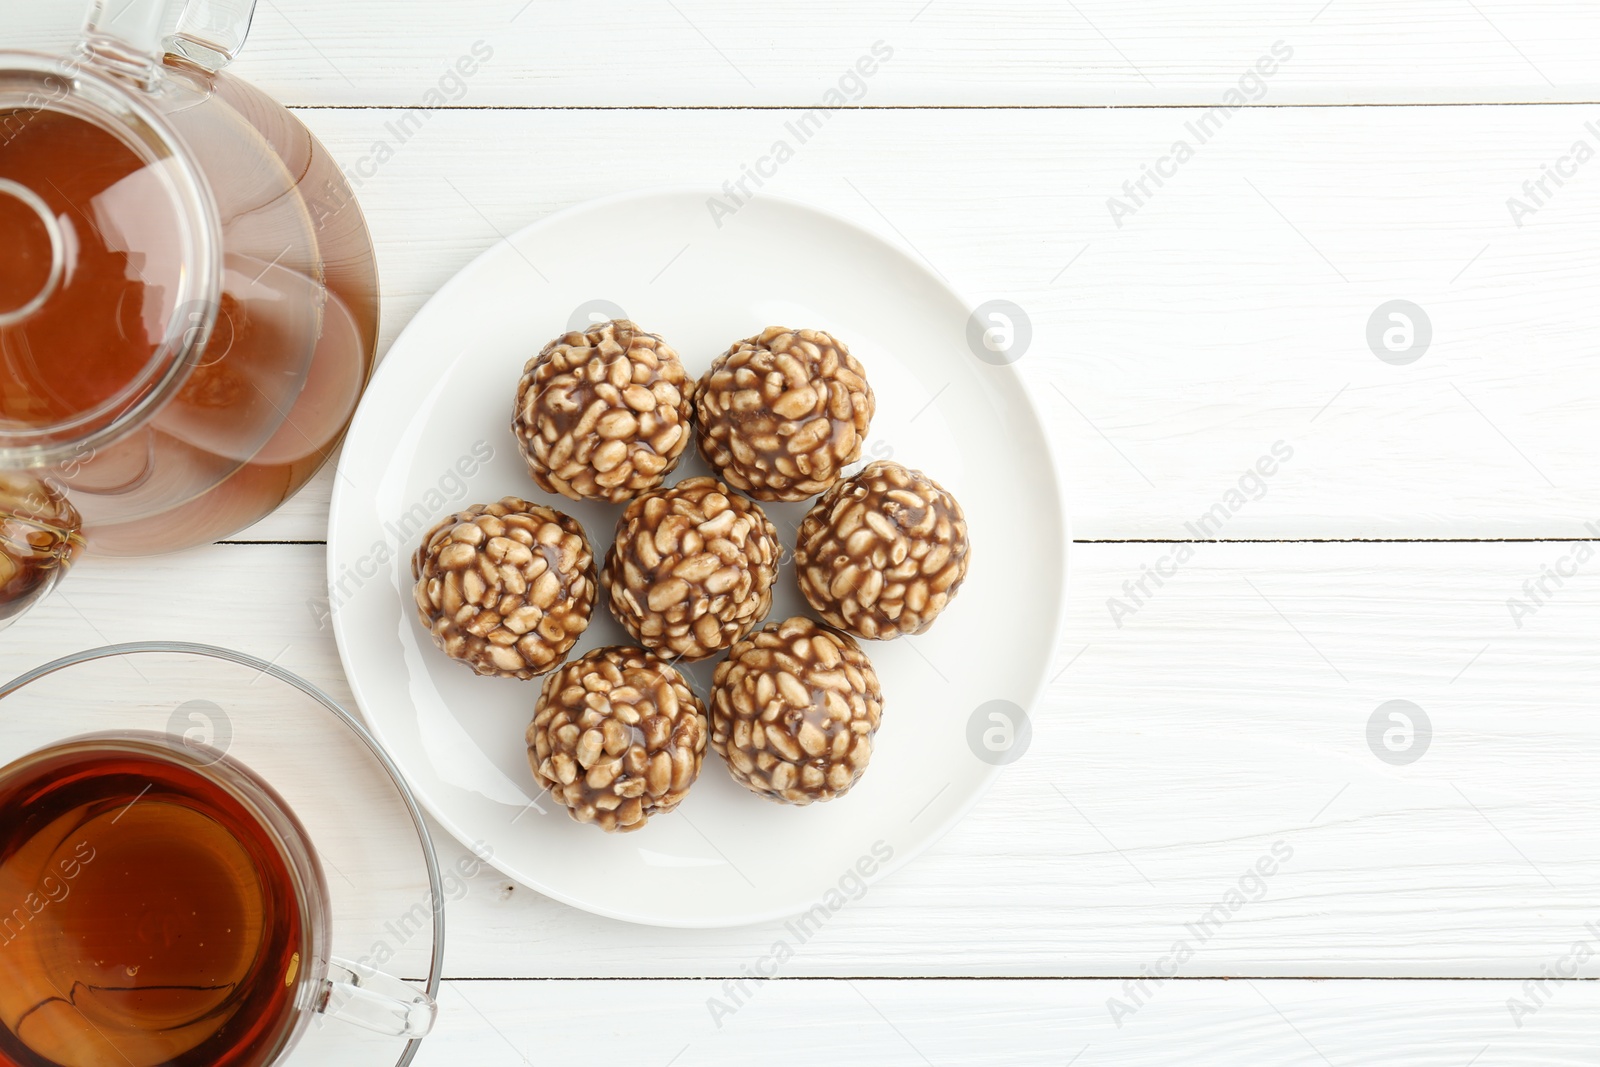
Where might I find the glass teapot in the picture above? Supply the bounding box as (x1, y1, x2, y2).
(0, 0, 378, 625)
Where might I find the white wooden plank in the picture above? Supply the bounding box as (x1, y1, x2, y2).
(7, 1, 1600, 106)
(300, 979, 1600, 1067)
(8, 540, 1600, 976)
(231, 105, 1600, 541)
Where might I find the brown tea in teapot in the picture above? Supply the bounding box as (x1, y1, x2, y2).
(0, 109, 184, 427)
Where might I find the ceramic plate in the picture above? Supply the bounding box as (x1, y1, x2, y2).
(328, 188, 1066, 927)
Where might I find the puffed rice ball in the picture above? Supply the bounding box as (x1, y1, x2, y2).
(709, 616, 884, 805)
(694, 327, 873, 502)
(794, 461, 970, 640)
(513, 319, 695, 503)
(528, 645, 707, 832)
(602, 476, 781, 661)
(413, 498, 596, 679)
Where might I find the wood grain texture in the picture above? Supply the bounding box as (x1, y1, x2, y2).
(224, 105, 1600, 543)
(7, 0, 1600, 106)
(9, 541, 1600, 978)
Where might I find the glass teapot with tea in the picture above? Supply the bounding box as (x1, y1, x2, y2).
(0, 0, 378, 625)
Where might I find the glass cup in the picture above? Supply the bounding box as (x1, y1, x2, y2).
(0, 643, 445, 1067)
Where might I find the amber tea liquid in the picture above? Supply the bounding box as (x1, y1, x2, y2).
(0, 743, 306, 1067)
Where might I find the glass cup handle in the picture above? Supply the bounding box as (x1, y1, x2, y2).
(317, 957, 437, 1038)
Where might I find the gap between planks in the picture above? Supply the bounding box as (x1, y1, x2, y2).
(435, 974, 1600, 982)
(280, 102, 1600, 111)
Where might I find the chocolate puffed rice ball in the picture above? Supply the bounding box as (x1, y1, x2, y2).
(602, 476, 781, 661)
(794, 461, 970, 640)
(513, 319, 695, 503)
(694, 326, 874, 502)
(527, 646, 707, 833)
(412, 498, 596, 679)
(710, 616, 884, 805)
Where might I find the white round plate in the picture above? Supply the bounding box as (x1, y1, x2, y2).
(328, 188, 1066, 927)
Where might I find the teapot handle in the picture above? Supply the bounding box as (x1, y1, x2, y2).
(82, 0, 257, 82)
(167, 0, 259, 73)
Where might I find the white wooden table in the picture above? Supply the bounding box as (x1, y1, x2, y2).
(8, 1, 1600, 1062)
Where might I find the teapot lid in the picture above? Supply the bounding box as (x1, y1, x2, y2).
(0, 52, 219, 460)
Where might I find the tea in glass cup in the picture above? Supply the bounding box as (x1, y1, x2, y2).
(0, 732, 433, 1067)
